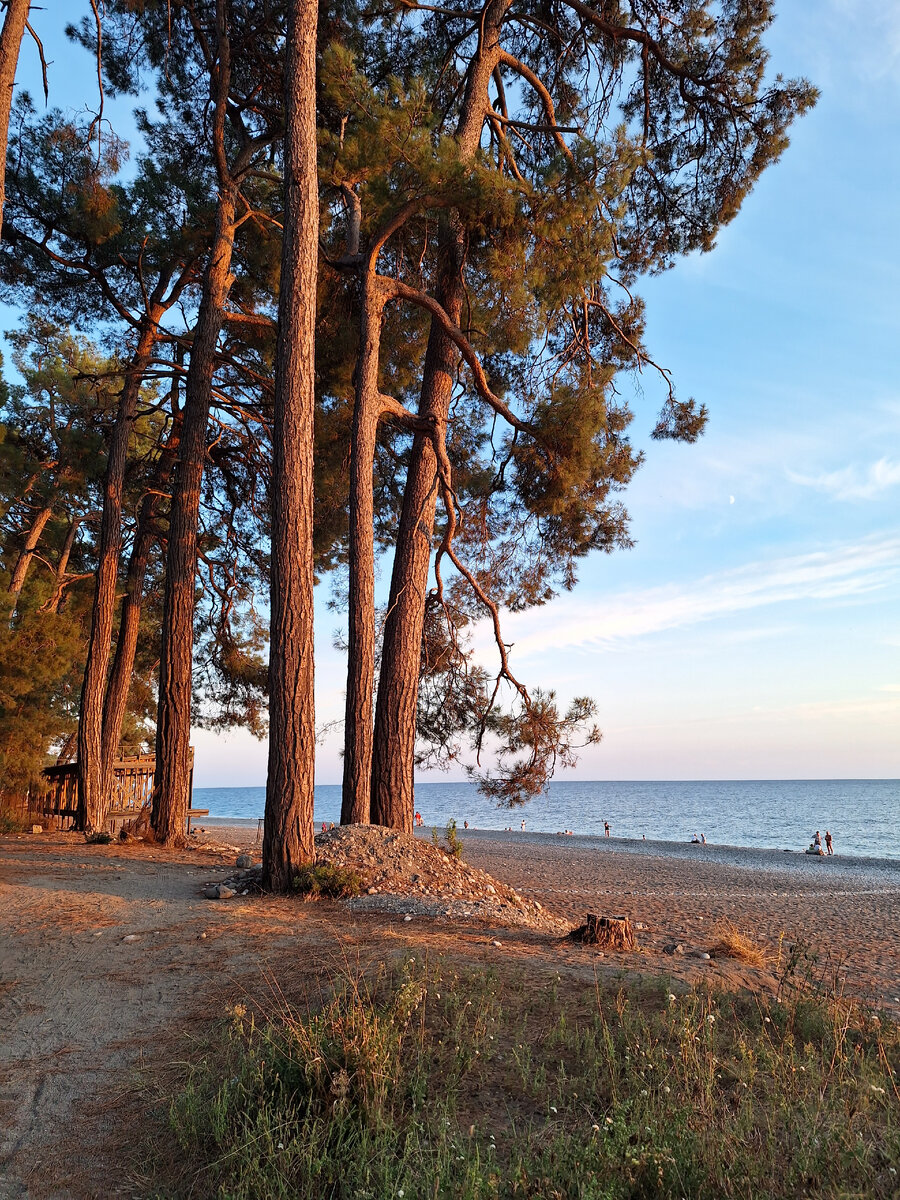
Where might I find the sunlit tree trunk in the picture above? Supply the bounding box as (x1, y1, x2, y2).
(371, 5, 508, 829)
(77, 319, 158, 832)
(0, 0, 30, 237)
(262, 0, 319, 890)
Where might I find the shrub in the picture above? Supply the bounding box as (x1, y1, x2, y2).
(0, 806, 34, 834)
(85, 831, 113, 845)
(291, 862, 362, 898)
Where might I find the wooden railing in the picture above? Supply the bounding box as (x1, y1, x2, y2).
(39, 750, 195, 831)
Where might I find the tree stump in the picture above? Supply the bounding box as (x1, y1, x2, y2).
(568, 914, 637, 950)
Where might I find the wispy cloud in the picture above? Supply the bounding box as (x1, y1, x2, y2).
(495, 534, 900, 658)
(788, 458, 900, 501)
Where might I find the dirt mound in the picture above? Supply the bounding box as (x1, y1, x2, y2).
(316, 824, 565, 933)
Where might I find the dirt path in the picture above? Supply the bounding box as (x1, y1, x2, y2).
(0, 833, 305, 1198)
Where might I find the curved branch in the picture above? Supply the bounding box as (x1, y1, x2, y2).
(381, 275, 532, 434)
(497, 48, 575, 162)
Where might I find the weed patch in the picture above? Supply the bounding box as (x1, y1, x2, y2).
(158, 960, 900, 1199)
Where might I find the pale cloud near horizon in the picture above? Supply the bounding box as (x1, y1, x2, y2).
(492, 534, 900, 659)
(788, 458, 900, 502)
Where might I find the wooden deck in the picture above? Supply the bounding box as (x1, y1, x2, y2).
(39, 752, 199, 832)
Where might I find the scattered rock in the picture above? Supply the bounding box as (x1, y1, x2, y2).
(122, 934, 139, 943)
(203, 884, 235, 899)
(236, 853, 253, 869)
(367, 886, 378, 895)
(663, 943, 685, 956)
(403, 914, 413, 922)
(693, 951, 711, 960)
(492, 940, 503, 948)
(31, 825, 43, 835)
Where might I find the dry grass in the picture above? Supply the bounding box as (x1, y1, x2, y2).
(710, 918, 770, 967)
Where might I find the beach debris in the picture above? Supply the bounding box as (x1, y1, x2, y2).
(235, 853, 253, 869)
(568, 914, 637, 951)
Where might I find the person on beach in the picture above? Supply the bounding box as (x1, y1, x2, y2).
(415, 811, 422, 827)
(604, 821, 610, 837)
(825, 830, 833, 855)
(691, 833, 700, 843)
(814, 830, 822, 849)
(701, 833, 706, 844)
(521, 819, 526, 831)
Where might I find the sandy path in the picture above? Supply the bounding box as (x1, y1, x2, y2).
(0, 834, 304, 1198)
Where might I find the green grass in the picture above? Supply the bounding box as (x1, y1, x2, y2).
(157, 960, 900, 1198)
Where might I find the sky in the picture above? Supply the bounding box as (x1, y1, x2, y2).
(7, 3, 900, 786)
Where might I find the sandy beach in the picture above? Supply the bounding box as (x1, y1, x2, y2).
(2, 825, 899, 1196)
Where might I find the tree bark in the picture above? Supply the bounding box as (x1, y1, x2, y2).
(100, 404, 180, 782)
(340, 275, 386, 826)
(151, 188, 236, 845)
(0, 0, 30, 238)
(371, 3, 508, 829)
(77, 318, 159, 833)
(7, 501, 52, 618)
(262, 0, 318, 890)
(99, 495, 155, 779)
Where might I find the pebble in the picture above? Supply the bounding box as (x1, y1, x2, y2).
(664, 943, 685, 955)
(492, 940, 503, 948)
(203, 884, 235, 899)
(122, 934, 139, 943)
(236, 853, 253, 869)
(403, 914, 413, 922)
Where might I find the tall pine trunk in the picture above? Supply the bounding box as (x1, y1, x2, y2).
(151, 189, 237, 845)
(370, 305, 458, 831)
(99, 495, 155, 780)
(340, 276, 385, 825)
(77, 320, 158, 832)
(101, 409, 180, 783)
(371, 7, 507, 828)
(0, 0, 29, 237)
(262, 0, 319, 890)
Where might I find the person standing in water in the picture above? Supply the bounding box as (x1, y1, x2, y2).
(825, 830, 833, 855)
(604, 821, 610, 838)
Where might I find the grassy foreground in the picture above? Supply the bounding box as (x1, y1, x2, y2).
(157, 958, 900, 1199)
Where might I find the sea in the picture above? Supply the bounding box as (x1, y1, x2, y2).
(192, 779, 900, 861)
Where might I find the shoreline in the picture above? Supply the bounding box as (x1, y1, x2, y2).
(198, 817, 900, 875)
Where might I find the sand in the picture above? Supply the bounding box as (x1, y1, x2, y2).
(1, 825, 898, 1197)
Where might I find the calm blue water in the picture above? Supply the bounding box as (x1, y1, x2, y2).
(192, 779, 900, 860)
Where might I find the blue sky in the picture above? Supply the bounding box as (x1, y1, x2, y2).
(9, 3, 900, 785)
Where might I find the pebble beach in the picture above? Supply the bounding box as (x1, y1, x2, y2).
(199, 820, 900, 1011)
